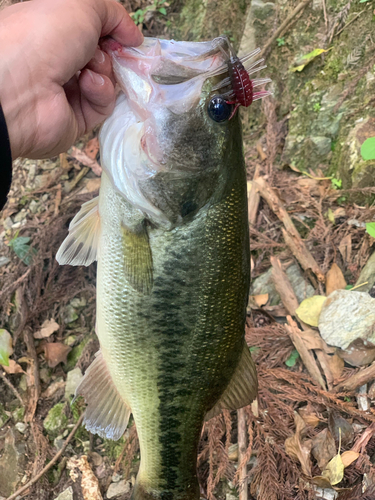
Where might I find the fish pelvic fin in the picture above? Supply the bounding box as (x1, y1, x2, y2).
(205, 342, 258, 421)
(75, 350, 131, 441)
(56, 196, 100, 266)
(121, 222, 153, 294)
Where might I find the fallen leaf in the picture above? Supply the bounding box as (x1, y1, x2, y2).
(328, 354, 344, 380)
(291, 48, 329, 72)
(328, 412, 354, 448)
(312, 428, 336, 470)
(299, 404, 320, 428)
(0, 329, 13, 366)
(42, 342, 72, 368)
(333, 208, 346, 219)
(2, 359, 25, 374)
(311, 476, 334, 489)
(34, 319, 60, 339)
(252, 293, 269, 307)
(341, 450, 359, 467)
(322, 452, 344, 486)
(338, 234, 352, 263)
(84, 137, 99, 160)
(326, 263, 347, 296)
(298, 328, 335, 353)
(337, 338, 375, 367)
(67, 455, 103, 500)
(285, 412, 312, 476)
(70, 146, 102, 176)
(296, 296, 327, 327)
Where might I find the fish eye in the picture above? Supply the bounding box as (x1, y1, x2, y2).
(207, 96, 232, 123)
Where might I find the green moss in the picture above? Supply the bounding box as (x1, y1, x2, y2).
(65, 336, 90, 371)
(103, 435, 127, 461)
(12, 407, 25, 423)
(43, 403, 68, 437)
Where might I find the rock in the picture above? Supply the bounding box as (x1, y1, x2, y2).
(3, 217, 13, 230)
(15, 422, 27, 434)
(13, 209, 27, 223)
(238, 0, 275, 57)
(355, 251, 375, 293)
(250, 263, 315, 305)
(318, 290, 375, 350)
(106, 480, 131, 499)
(54, 487, 74, 500)
(0, 256, 10, 268)
(43, 402, 68, 437)
(64, 367, 83, 399)
(112, 472, 122, 483)
(0, 428, 26, 497)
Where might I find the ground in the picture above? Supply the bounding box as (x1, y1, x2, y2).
(2, 1, 375, 500)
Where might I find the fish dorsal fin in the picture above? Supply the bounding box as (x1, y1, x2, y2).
(205, 343, 257, 421)
(56, 196, 100, 266)
(75, 351, 131, 441)
(122, 222, 153, 294)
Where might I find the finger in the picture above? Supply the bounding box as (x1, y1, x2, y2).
(77, 68, 116, 131)
(95, 0, 143, 46)
(86, 48, 115, 85)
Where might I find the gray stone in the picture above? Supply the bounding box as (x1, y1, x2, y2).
(250, 263, 315, 305)
(355, 251, 375, 292)
(3, 217, 13, 230)
(238, 0, 275, 58)
(15, 422, 26, 434)
(318, 289, 375, 350)
(310, 136, 332, 156)
(64, 367, 83, 399)
(107, 480, 131, 499)
(0, 256, 10, 268)
(54, 487, 74, 500)
(0, 429, 26, 497)
(13, 209, 27, 223)
(29, 200, 40, 214)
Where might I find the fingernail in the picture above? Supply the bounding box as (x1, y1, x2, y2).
(94, 48, 106, 64)
(87, 69, 105, 86)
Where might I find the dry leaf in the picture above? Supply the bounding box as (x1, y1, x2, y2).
(2, 359, 25, 374)
(285, 412, 312, 476)
(328, 413, 354, 448)
(42, 342, 71, 368)
(341, 450, 360, 467)
(70, 146, 102, 176)
(296, 296, 326, 327)
(311, 476, 334, 489)
(312, 428, 336, 470)
(84, 137, 99, 160)
(298, 328, 335, 353)
(34, 319, 60, 339)
(326, 263, 347, 296)
(252, 294, 269, 307)
(328, 354, 344, 380)
(299, 404, 320, 428)
(338, 338, 375, 367)
(67, 455, 103, 500)
(338, 234, 352, 263)
(322, 452, 344, 486)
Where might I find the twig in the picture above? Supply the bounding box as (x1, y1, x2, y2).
(337, 362, 375, 392)
(248, 166, 261, 227)
(237, 408, 248, 500)
(254, 177, 324, 282)
(6, 413, 85, 500)
(0, 268, 31, 300)
(285, 316, 327, 390)
(0, 371, 23, 405)
(322, 0, 328, 30)
(24, 328, 41, 423)
(260, 0, 313, 57)
(351, 422, 375, 453)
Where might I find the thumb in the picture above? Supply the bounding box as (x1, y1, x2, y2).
(96, 0, 143, 46)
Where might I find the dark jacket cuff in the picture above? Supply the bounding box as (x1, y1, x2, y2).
(0, 102, 12, 210)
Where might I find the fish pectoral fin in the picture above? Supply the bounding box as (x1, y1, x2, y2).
(205, 343, 258, 421)
(122, 222, 153, 294)
(56, 196, 100, 266)
(75, 350, 131, 441)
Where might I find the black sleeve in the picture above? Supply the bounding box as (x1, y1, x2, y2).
(0, 103, 13, 210)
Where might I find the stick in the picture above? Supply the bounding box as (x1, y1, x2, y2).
(337, 362, 375, 392)
(237, 408, 248, 500)
(260, 0, 313, 57)
(0, 372, 23, 405)
(254, 177, 324, 282)
(285, 316, 327, 390)
(248, 166, 261, 227)
(6, 414, 85, 500)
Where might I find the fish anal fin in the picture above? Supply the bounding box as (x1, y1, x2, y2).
(56, 196, 100, 266)
(205, 343, 258, 421)
(75, 351, 131, 441)
(121, 222, 153, 294)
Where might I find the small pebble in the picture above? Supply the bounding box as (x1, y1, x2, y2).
(15, 422, 26, 434)
(107, 480, 131, 499)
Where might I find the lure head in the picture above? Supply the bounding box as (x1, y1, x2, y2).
(100, 36, 270, 225)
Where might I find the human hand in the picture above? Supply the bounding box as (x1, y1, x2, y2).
(0, 0, 143, 159)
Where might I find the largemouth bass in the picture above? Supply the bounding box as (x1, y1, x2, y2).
(57, 36, 270, 500)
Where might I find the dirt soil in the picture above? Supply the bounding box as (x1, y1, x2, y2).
(2, 1, 375, 500)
